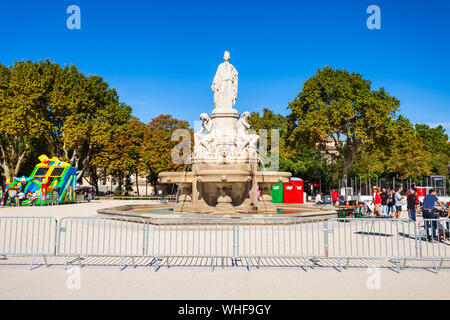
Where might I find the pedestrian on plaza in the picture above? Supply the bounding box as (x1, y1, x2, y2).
(331, 189, 339, 207)
(2, 189, 8, 206)
(387, 189, 394, 217)
(422, 189, 448, 242)
(407, 189, 417, 221)
(87, 189, 93, 203)
(372, 186, 382, 217)
(394, 187, 404, 219)
(380, 187, 389, 216)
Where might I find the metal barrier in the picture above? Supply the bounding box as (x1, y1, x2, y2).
(58, 216, 146, 270)
(236, 217, 326, 270)
(0, 216, 449, 272)
(144, 217, 235, 270)
(326, 218, 419, 272)
(0, 217, 58, 268)
(417, 218, 450, 272)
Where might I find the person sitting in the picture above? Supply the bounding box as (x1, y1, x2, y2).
(8, 190, 17, 206)
(315, 192, 324, 205)
(29, 192, 39, 206)
(437, 211, 449, 242)
(17, 191, 26, 206)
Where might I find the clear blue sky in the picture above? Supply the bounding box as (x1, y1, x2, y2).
(1, 0, 449, 133)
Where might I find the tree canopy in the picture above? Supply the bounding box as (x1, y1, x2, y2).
(0, 60, 448, 195)
(287, 67, 401, 180)
(139, 114, 190, 190)
(0, 59, 131, 184)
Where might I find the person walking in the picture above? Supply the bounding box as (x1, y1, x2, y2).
(380, 188, 389, 217)
(394, 187, 404, 219)
(422, 189, 448, 242)
(407, 189, 417, 221)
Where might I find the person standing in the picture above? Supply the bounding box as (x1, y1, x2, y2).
(407, 189, 417, 221)
(372, 186, 382, 217)
(387, 190, 394, 217)
(331, 189, 339, 207)
(394, 187, 404, 219)
(422, 189, 448, 242)
(87, 189, 93, 203)
(380, 188, 389, 217)
(2, 189, 8, 206)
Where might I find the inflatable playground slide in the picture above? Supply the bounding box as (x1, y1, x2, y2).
(5, 155, 77, 206)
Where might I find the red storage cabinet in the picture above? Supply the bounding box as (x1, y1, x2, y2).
(283, 180, 304, 204)
(416, 188, 426, 197)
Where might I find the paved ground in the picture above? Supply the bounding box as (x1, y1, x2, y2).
(0, 200, 449, 300)
(0, 200, 155, 219)
(0, 263, 448, 300)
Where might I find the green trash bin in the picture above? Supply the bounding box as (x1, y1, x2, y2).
(271, 183, 284, 204)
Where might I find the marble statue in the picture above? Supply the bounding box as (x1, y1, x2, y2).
(211, 51, 238, 112)
(194, 113, 215, 157)
(236, 112, 259, 157)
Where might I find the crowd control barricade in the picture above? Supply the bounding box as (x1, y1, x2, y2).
(58, 216, 146, 270)
(417, 218, 450, 273)
(0, 217, 58, 269)
(143, 217, 235, 270)
(235, 217, 326, 270)
(326, 218, 419, 272)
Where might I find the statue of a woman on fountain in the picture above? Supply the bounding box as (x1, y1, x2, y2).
(211, 51, 238, 112)
(194, 113, 215, 157)
(236, 112, 259, 157)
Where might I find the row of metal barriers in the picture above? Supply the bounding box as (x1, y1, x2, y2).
(0, 216, 448, 272)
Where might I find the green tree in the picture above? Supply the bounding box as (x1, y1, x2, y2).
(383, 116, 431, 178)
(0, 61, 48, 178)
(287, 67, 400, 180)
(348, 146, 386, 180)
(0, 59, 131, 188)
(280, 146, 326, 180)
(91, 116, 146, 194)
(140, 115, 190, 192)
(248, 108, 287, 149)
(415, 124, 450, 176)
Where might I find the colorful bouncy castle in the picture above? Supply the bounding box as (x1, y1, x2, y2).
(4, 155, 77, 206)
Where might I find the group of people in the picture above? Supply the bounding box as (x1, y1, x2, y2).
(2, 189, 43, 207)
(371, 186, 408, 219)
(371, 186, 449, 242)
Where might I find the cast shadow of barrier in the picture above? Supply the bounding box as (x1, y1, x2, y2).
(354, 231, 393, 237)
(0, 255, 448, 274)
(242, 257, 450, 274)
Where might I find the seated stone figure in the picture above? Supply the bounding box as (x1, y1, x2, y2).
(236, 112, 259, 157)
(194, 113, 215, 158)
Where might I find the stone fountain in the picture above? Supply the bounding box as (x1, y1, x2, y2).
(159, 51, 291, 214)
